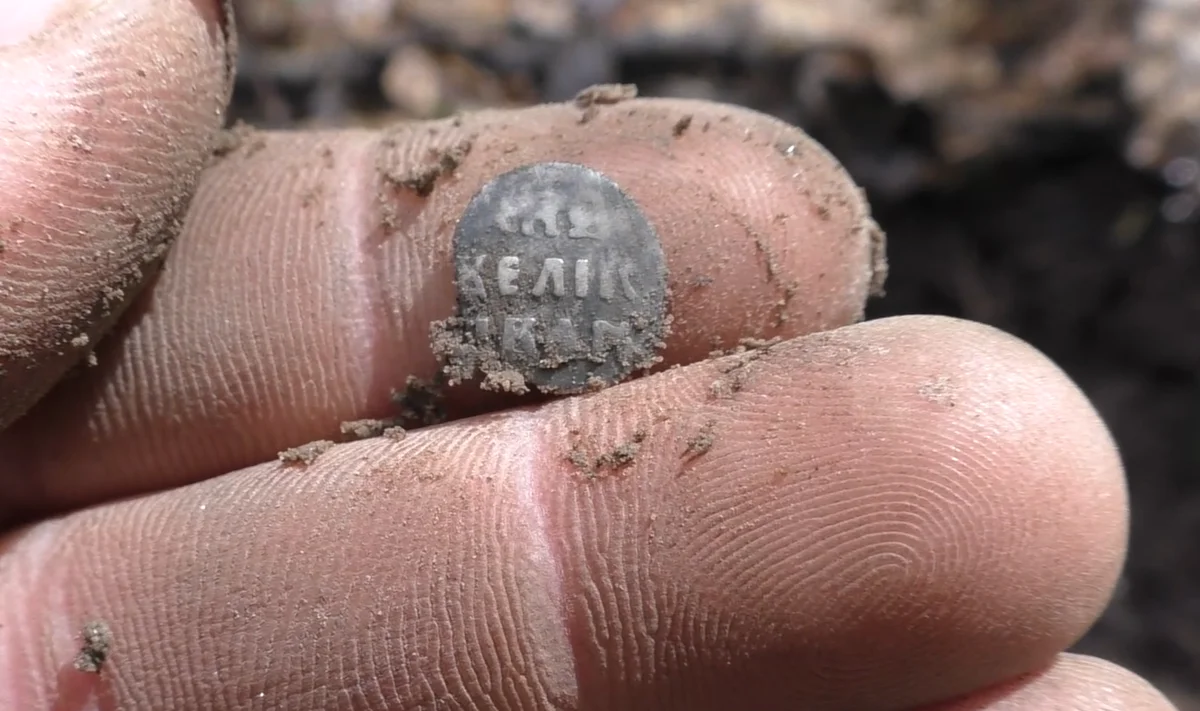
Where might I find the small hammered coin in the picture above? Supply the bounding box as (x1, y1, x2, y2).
(436, 162, 669, 394)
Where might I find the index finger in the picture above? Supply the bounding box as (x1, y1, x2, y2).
(0, 95, 885, 519)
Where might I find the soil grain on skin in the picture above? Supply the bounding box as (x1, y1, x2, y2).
(73, 620, 113, 674)
(568, 430, 649, 479)
(685, 419, 718, 457)
(278, 440, 336, 466)
(575, 83, 639, 123)
(0, 0, 235, 430)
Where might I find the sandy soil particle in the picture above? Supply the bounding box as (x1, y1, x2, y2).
(390, 375, 448, 426)
(685, 419, 718, 458)
(865, 218, 889, 297)
(211, 120, 266, 160)
(339, 418, 392, 441)
(278, 440, 336, 466)
(73, 620, 113, 674)
(430, 318, 529, 393)
(918, 375, 956, 406)
(568, 430, 649, 478)
(385, 138, 474, 197)
(574, 82, 638, 123)
(708, 336, 783, 359)
(708, 340, 778, 399)
(430, 309, 540, 393)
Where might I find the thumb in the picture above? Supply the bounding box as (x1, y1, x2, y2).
(0, 0, 234, 429)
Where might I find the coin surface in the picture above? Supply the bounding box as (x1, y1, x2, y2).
(432, 162, 669, 394)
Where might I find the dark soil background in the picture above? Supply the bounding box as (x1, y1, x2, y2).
(227, 1, 1200, 705)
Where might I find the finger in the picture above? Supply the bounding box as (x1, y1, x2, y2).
(0, 96, 886, 519)
(924, 654, 1177, 710)
(0, 315, 1126, 711)
(0, 0, 234, 430)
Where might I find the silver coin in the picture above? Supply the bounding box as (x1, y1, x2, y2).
(433, 162, 669, 394)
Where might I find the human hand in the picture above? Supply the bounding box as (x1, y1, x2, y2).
(0, 1, 1177, 709)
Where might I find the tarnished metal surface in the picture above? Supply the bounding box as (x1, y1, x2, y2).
(433, 162, 668, 394)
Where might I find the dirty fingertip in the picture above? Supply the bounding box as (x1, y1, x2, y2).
(0, 0, 234, 429)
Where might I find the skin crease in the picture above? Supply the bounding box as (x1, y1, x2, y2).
(0, 0, 1180, 710)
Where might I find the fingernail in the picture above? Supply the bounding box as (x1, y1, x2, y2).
(0, 2, 67, 46)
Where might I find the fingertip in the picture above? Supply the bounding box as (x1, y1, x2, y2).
(0, 0, 234, 429)
(927, 654, 1179, 710)
(534, 314, 1129, 708)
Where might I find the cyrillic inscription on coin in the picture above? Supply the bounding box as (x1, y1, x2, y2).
(432, 162, 669, 394)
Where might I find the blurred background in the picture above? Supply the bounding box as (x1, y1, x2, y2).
(226, 0, 1199, 705)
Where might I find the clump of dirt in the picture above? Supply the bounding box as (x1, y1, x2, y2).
(385, 138, 473, 197)
(430, 318, 530, 395)
(390, 375, 448, 426)
(210, 120, 266, 160)
(339, 418, 393, 441)
(708, 342, 776, 399)
(866, 220, 889, 297)
(278, 440, 335, 466)
(672, 114, 694, 137)
(709, 336, 783, 359)
(73, 620, 112, 674)
(574, 83, 638, 122)
(67, 134, 92, 154)
(685, 419, 718, 458)
(568, 430, 649, 478)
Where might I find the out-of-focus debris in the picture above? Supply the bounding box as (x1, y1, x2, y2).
(733, 0, 1134, 184)
(1126, 0, 1200, 222)
(227, 0, 1200, 211)
(231, 0, 1141, 193)
(381, 44, 445, 118)
(334, 0, 396, 45)
(1126, 0, 1200, 170)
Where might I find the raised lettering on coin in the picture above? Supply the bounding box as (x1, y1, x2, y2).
(432, 162, 670, 394)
